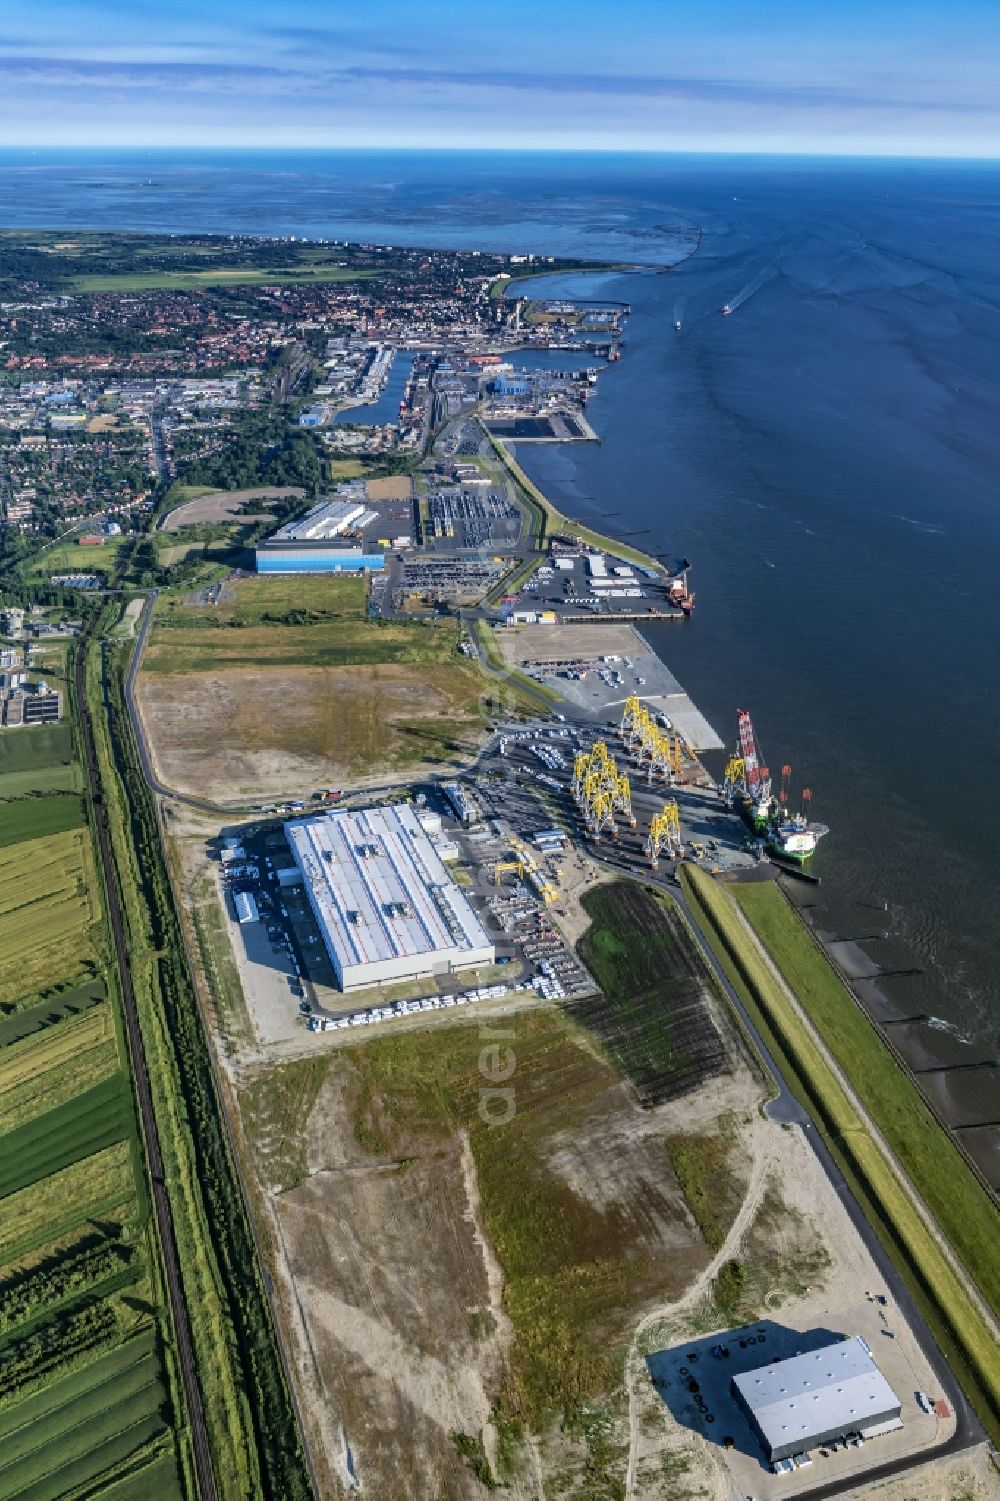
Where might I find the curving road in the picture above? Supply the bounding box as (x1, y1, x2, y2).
(75, 629, 219, 1501)
(121, 592, 984, 1495)
(668, 884, 984, 1498)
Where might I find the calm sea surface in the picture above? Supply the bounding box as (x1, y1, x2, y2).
(2, 150, 997, 1174)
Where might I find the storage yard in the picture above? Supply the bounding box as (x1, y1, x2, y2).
(496, 620, 724, 748)
(644, 1278, 948, 1500)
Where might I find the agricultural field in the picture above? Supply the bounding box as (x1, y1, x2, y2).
(137, 575, 492, 797)
(0, 998, 118, 1134)
(0, 793, 86, 850)
(0, 673, 187, 1499)
(235, 998, 762, 1499)
(0, 978, 106, 1049)
(0, 1332, 182, 1501)
(0, 1001, 182, 1498)
(0, 828, 103, 1009)
(71, 265, 378, 292)
(575, 881, 734, 1105)
(0, 1073, 134, 1200)
(0, 1139, 135, 1269)
(0, 722, 75, 783)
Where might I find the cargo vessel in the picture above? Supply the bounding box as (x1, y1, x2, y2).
(766, 814, 829, 864)
(722, 709, 829, 862)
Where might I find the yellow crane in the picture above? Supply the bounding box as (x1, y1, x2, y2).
(644, 800, 682, 867)
(610, 770, 636, 827)
(723, 755, 747, 805)
(620, 693, 643, 739)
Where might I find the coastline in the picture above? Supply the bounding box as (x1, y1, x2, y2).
(497, 256, 1000, 1192)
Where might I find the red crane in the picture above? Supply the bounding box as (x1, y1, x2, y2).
(737, 709, 772, 805)
(779, 764, 792, 807)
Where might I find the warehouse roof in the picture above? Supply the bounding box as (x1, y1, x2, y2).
(733, 1338, 900, 1453)
(285, 805, 491, 971)
(269, 498, 376, 543)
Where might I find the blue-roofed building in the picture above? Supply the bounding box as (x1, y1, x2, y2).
(255, 496, 386, 573)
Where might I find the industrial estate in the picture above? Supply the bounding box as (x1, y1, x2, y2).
(0, 228, 996, 1501)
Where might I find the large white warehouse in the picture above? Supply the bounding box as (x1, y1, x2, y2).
(285, 804, 494, 990)
(732, 1337, 902, 1462)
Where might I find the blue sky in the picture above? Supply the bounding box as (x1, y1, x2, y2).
(1, 0, 997, 155)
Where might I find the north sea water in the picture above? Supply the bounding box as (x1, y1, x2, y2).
(2, 149, 997, 1177)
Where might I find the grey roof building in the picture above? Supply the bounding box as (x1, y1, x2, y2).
(285, 804, 494, 990)
(731, 1337, 902, 1462)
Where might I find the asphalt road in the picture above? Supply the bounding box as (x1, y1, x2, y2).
(121, 597, 984, 1496)
(663, 880, 984, 1495)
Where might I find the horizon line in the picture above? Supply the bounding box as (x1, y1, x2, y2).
(0, 144, 998, 163)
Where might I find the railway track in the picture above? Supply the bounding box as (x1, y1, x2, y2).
(74, 631, 219, 1501)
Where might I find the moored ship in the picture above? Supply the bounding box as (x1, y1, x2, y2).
(722, 710, 829, 862)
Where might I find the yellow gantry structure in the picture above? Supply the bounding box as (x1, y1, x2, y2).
(573, 739, 634, 839)
(644, 800, 682, 867)
(723, 755, 747, 804)
(619, 699, 684, 783)
(491, 840, 559, 903)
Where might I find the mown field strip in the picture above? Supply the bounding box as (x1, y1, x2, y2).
(0, 982, 106, 1049)
(1, 1411, 166, 1501)
(0, 1141, 134, 1265)
(0, 1074, 131, 1200)
(0, 830, 101, 1008)
(0, 1332, 157, 1443)
(0, 1003, 113, 1092)
(0, 1039, 119, 1136)
(0, 766, 82, 799)
(0, 796, 86, 851)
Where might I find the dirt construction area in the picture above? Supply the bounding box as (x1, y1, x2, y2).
(246, 1018, 761, 1500)
(136, 663, 486, 801)
(160, 485, 304, 531)
(628, 1123, 960, 1501)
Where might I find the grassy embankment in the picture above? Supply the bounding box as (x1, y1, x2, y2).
(0, 662, 189, 1500)
(89, 619, 311, 1498)
(470, 616, 561, 715)
(681, 865, 1000, 1442)
(482, 425, 661, 569)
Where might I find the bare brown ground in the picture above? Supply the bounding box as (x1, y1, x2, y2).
(627, 1121, 960, 1501)
(250, 1038, 762, 1500)
(161, 486, 304, 531)
(499, 620, 645, 665)
(365, 476, 412, 501)
(262, 1065, 517, 1500)
(136, 663, 485, 800)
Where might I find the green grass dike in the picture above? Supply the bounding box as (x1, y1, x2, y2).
(680, 864, 1000, 1443)
(481, 424, 662, 569)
